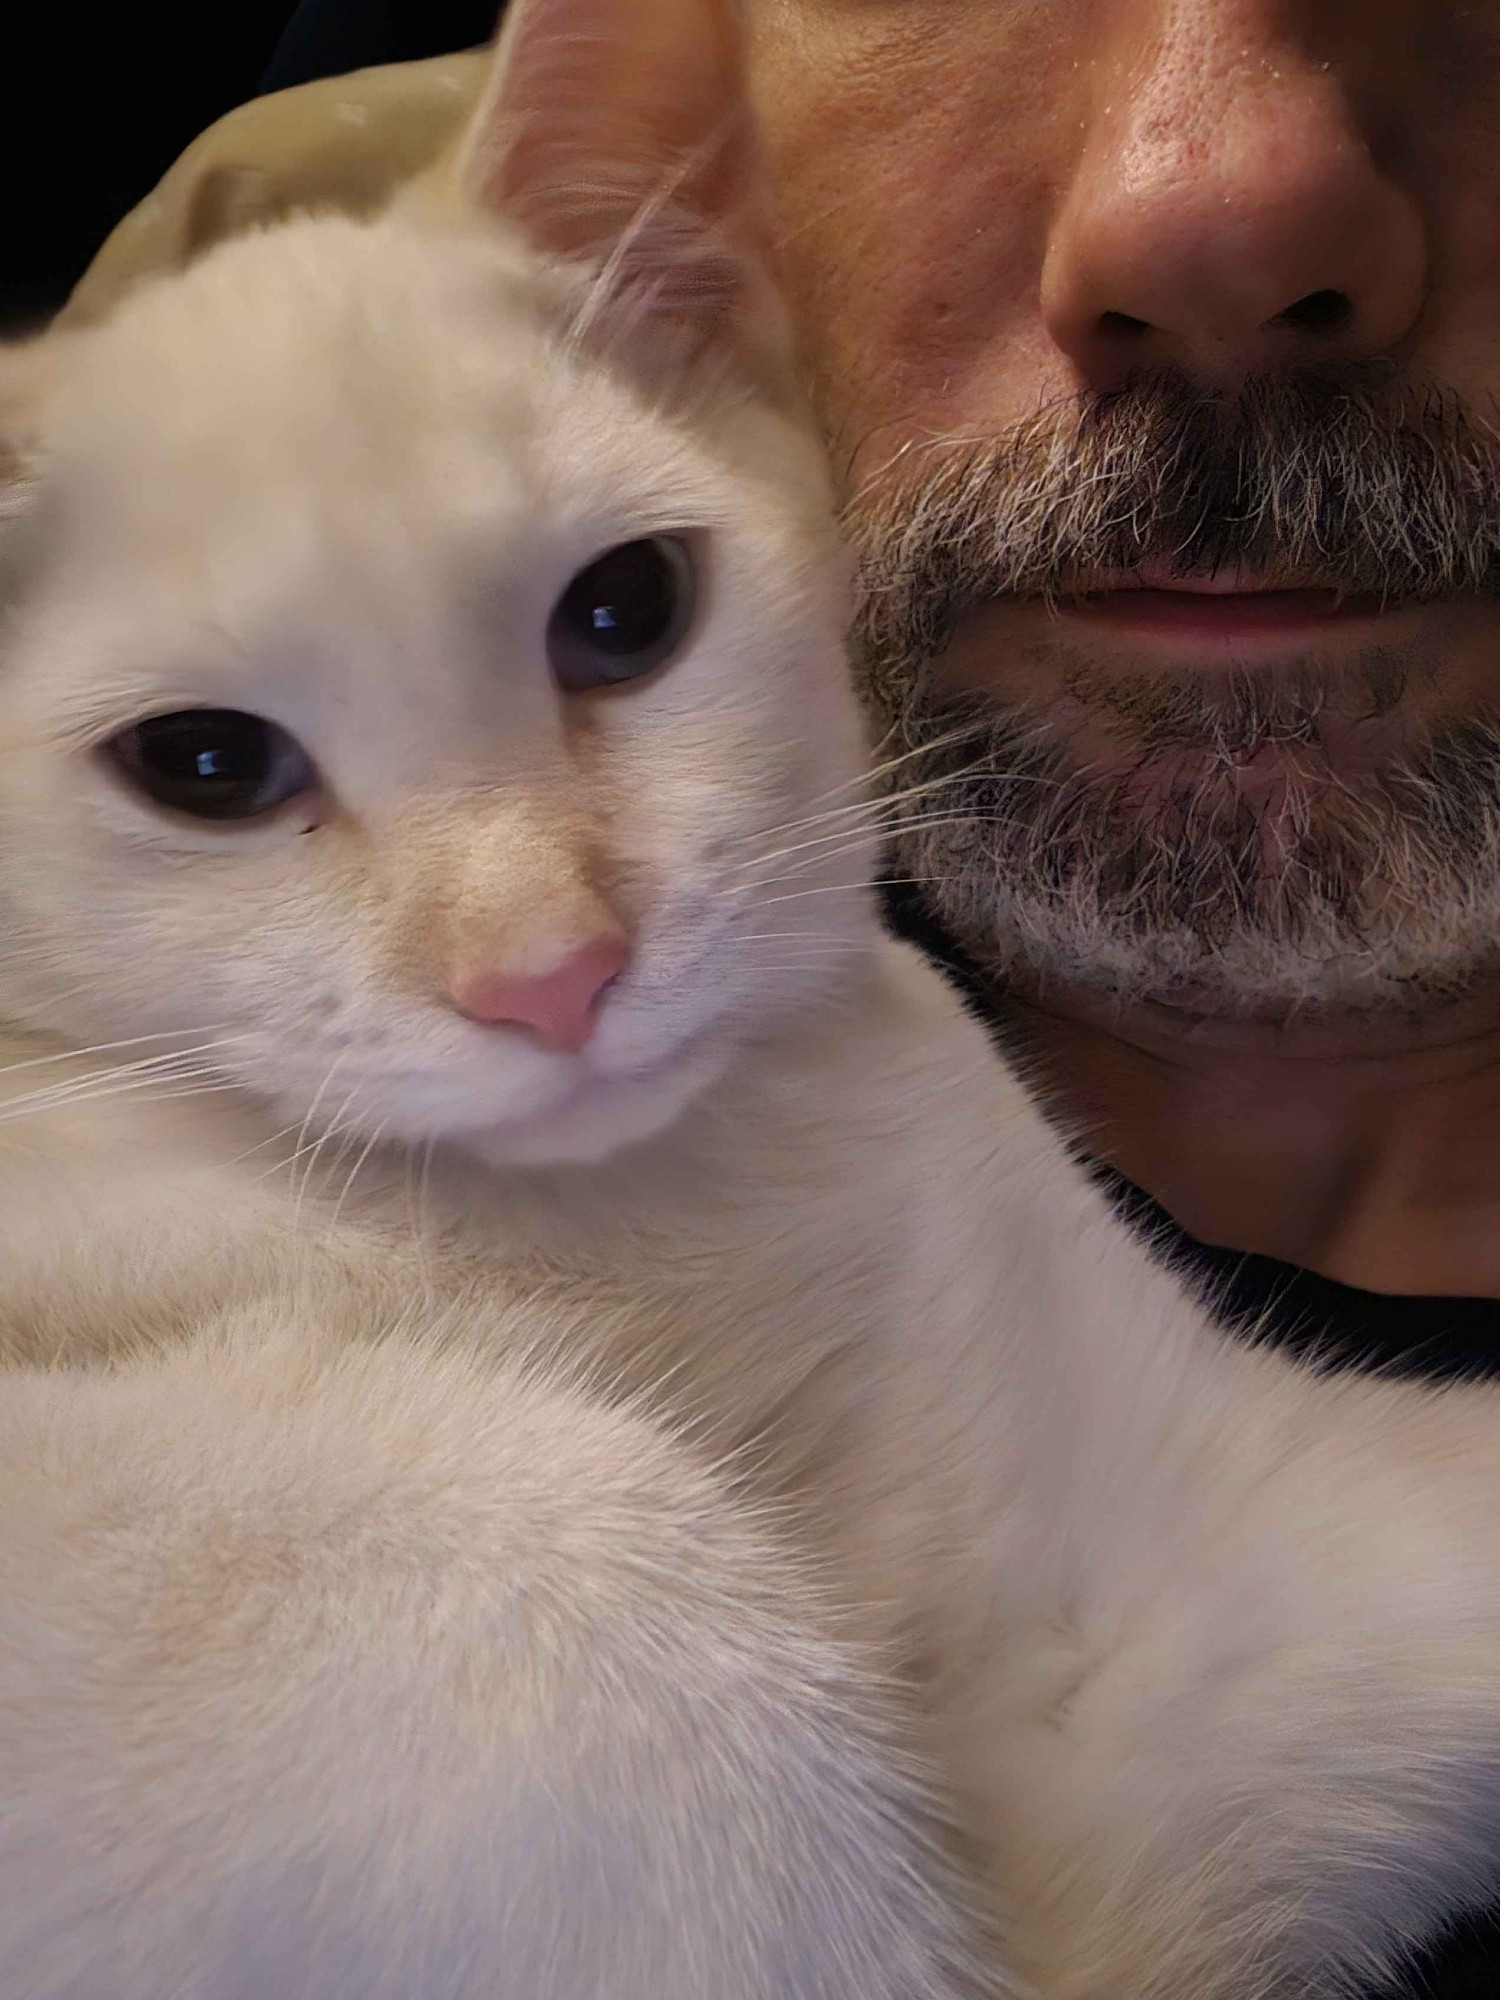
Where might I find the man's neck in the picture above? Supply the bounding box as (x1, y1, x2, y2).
(1000, 982, 1500, 1297)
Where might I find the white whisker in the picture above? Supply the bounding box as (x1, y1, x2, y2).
(749, 874, 957, 912)
(331, 1121, 388, 1229)
(0, 1069, 238, 1131)
(731, 782, 941, 871)
(732, 778, 1018, 881)
(0, 1026, 236, 1087)
(292, 1084, 364, 1231)
(735, 809, 1026, 891)
(735, 930, 865, 945)
(783, 717, 992, 822)
(220, 1116, 311, 1172)
(0, 1043, 242, 1129)
(278, 1054, 349, 1207)
(731, 773, 976, 877)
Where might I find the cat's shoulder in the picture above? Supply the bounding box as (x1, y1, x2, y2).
(0, 1026, 375, 1370)
(859, 933, 1042, 1125)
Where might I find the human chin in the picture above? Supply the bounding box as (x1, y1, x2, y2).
(853, 582, 1474, 981)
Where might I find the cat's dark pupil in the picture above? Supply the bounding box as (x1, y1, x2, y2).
(140, 713, 272, 798)
(563, 541, 676, 655)
(107, 707, 315, 824)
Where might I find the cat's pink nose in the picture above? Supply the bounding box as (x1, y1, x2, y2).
(449, 932, 629, 1053)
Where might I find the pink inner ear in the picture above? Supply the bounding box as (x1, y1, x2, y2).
(459, 0, 762, 331)
(558, 160, 750, 329)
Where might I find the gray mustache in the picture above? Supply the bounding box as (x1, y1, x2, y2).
(847, 365, 1500, 666)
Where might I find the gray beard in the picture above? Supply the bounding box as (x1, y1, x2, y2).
(841, 364, 1500, 1019)
(858, 642, 1500, 1021)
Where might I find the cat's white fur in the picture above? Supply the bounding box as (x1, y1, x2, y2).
(6, 3, 1500, 1996)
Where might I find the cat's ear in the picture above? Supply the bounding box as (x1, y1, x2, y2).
(0, 338, 58, 546)
(429, 0, 787, 367)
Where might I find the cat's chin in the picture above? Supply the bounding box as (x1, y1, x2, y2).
(455, 1041, 730, 1170)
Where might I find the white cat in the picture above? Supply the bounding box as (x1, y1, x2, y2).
(6, 1, 1500, 1997)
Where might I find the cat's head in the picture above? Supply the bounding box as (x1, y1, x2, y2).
(0, 0, 877, 1167)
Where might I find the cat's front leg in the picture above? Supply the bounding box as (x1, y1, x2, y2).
(0, 1316, 1005, 2000)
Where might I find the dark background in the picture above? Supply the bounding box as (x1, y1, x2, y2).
(5, 0, 500, 331)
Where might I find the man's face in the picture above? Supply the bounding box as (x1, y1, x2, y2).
(745, 0, 1500, 1019)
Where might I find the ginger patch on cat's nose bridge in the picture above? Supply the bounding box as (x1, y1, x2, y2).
(378, 796, 634, 1040)
(425, 882, 635, 1036)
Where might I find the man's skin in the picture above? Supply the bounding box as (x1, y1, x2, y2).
(741, 0, 1500, 1297)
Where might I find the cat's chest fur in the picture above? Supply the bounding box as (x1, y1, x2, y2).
(412, 949, 1500, 2000)
(11, 944, 1500, 2000)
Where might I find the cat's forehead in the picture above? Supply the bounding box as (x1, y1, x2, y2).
(52, 215, 691, 553)
(5, 209, 812, 767)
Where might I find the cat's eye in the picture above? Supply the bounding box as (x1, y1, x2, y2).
(547, 536, 696, 692)
(105, 709, 317, 822)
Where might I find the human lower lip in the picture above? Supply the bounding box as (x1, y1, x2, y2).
(1063, 585, 1382, 643)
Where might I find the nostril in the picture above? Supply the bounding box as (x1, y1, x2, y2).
(1268, 288, 1353, 336)
(1098, 309, 1152, 340)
